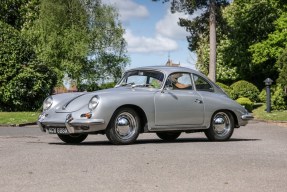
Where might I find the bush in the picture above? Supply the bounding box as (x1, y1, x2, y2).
(236, 97, 253, 112)
(78, 82, 116, 92)
(271, 85, 287, 110)
(0, 63, 57, 111)
(230, 80, 260, 102)
(99, 82, 116, 90)
(78, 83, 100, 92)
(259, 89, 266, 103)
(216, 82, 232, 97)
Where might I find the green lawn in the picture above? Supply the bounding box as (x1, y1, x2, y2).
(253, 104, 287, 121)
(0, 112, 40, 125)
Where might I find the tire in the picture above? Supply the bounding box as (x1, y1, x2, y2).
(156, 132, 181, 141)
(57, 134, 88, 144)
(204, 111, 234, 141)
(106, 108, 140, 145)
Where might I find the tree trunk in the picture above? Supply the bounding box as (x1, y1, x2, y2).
(208, 0, 216, 82)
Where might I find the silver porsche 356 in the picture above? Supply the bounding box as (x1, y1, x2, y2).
(38, 66, 253, 144)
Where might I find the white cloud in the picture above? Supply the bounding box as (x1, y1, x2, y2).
(102, 0, 149, 21)
(156, 9, 191, 40)
(124, 29, 178, 53)
(102, 1, 191, 54)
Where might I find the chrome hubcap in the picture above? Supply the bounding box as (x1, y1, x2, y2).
(115, 112, 137, 139)
(213, 112, 231, 137)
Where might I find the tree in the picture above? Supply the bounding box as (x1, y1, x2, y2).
(0, 0, 28, 29)
(24, 0, 128, 87)
(211, 0, 285, 88)
(83, 1, 129, 84)
(276, 48, 287, 91)
(249, 11, 287, 89)
(179, 3, 236, 83)
(154, 0, 229, 82)
(0, 0, 128, 111)
(0, 21, 56, 111)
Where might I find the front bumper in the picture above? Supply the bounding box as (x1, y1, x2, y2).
(238, 113, 254, 126)
(241, 113, 254, 121)
(38, 113, 105, 134)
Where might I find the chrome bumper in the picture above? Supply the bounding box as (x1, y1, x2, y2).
(38, 113, 105, 134)
(241, 114, 254, 120)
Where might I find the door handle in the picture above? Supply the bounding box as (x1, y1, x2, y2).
(195, 99, 203, 104)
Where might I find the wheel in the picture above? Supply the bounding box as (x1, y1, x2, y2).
(205, 111, 234, 141)
(106, 108, 140, 145)
(156, 132, 181, 141)
(57, 134, 88, 144)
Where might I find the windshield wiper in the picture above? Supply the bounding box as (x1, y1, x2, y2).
(131, 84, 150, 88)
(120, 82, 135, 87)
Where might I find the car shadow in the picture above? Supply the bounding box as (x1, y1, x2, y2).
(48, 137, 260, 146)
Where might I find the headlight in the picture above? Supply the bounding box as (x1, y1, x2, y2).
(43, 96, 53, 111)
(88, 96, 99, 111)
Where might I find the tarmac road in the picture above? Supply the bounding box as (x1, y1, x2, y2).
(0, 121, 287, 192)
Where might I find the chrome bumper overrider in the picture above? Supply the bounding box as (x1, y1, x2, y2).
(38, 113, 105, 134)
(241, 114, 254, 120)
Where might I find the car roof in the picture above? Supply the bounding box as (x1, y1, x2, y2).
(126, 66, 202, 75)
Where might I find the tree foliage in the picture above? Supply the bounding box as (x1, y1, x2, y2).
(24, 0, 128, 86)
(0, 0, 27, 29)
(276, 48, 287, 88)
(192, 0, 286, 87)
(0, 0, 128, 111)
(0, 21, 56, 111)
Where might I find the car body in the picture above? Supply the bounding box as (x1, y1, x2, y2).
(38, 66, 253, 144)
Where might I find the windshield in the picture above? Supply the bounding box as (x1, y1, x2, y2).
(118, 70, 164, 89)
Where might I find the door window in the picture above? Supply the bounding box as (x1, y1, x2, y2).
(166, 73, 193, 90)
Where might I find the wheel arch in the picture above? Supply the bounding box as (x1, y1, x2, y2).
(210, 109, 239, 128)
(111, 104, 148, 133)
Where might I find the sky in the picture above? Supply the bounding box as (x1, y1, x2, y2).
(102, 0, 197, 70)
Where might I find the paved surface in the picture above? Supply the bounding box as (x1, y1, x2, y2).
(0, 121, 287, 192)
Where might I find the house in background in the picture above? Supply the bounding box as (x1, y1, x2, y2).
(53, 84, 78, 94)
(165, 58, 180, 67)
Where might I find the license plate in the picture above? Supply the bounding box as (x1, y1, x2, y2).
(47, 128, 69, 134)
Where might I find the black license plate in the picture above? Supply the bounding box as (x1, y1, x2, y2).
(47, 128, 68, 134)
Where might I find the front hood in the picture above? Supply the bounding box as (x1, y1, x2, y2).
(52, 92, 89, 113)
(54, 87, 155, 113)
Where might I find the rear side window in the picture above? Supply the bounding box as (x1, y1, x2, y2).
(193, 74, 214, 92)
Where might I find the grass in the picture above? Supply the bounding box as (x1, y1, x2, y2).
(0, 112, 40, 125)
(253, 104, 287, 122)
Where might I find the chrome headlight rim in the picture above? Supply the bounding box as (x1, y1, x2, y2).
(88, 96, 99, 111)
(43, 96, 53, 111)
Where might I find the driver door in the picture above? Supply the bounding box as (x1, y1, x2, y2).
(154, 73, 204, 126)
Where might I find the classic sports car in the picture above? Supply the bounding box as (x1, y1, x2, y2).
(38, 66, 253, 145)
